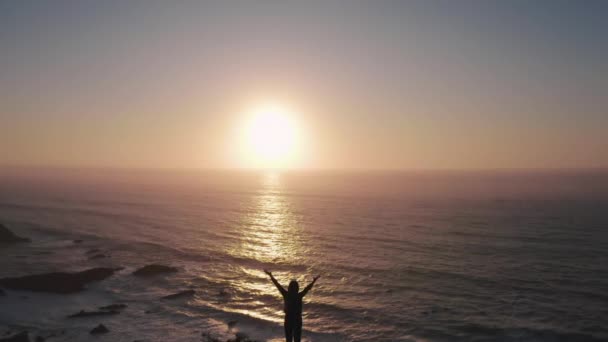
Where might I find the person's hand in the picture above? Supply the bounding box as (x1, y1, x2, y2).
(264, 269, 272, 276)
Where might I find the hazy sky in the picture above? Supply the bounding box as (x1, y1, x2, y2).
(1, 0, 607, 169)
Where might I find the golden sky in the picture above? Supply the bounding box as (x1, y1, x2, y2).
(1, 1, 607, 169)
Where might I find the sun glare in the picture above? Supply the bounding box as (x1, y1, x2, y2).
(242, 103, 299, 168)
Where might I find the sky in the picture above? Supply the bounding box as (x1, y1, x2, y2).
(1, 0, 607, 169)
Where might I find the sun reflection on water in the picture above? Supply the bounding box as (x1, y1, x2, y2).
(224, 171, 308, 317)
(232, 171, 303, 264)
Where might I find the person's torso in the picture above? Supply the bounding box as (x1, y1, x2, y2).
(283, 294, 302, 318)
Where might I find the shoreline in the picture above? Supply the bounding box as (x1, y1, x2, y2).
(0, 223, 342, 342)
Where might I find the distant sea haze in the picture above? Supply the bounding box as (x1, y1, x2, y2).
(1, 169, 607, 341)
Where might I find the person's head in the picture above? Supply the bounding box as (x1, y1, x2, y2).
(288, 280, 299, 294)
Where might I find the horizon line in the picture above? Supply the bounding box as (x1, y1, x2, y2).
(2, 163, 608, 173)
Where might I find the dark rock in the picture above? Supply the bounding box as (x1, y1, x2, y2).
(0, 289, 5, 296)
(228, 332, 258, 342)
(0, 268, 117, 294)
(72, 239, 83, 244)
(227, 320, 237, 329)
(88, 254, 107, 260)
(0, 224, 30, 244)
(161, 289, 195, 300)
(89, 324, 108, 335)
(68, 302, 126, 318)
(86, 248, 101, 255)
(34, 337, 44, 342)
(132, 264, 177, 277)
(67, 309, 119, 318)
(201, 332, 221, 342)
(98, 303, 127, 311)
(0, 331, 29, 342)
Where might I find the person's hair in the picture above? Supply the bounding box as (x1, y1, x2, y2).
(288, 280, 299, 294)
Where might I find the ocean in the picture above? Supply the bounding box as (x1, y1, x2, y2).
(1, 168, 607, 341)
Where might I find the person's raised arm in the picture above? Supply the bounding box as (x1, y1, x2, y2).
(264, 269, 287, 297)
(300, 275, 320, 298)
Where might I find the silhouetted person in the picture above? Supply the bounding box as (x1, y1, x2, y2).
(264, 270, 320, 342)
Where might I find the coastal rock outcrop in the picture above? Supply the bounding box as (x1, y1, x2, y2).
(98, 304, 127, 311)
(0, 331, 29, 342)
(0, 268, 117, 294)
(161, 289, 195, 300)
(132, 264, 178, 277)
(0, 224, 30, 244)
(68, 303, 127, 318)
(230, 332, 258, 342)
(89, 324, 109, 335)
(67, 309, 120, 318)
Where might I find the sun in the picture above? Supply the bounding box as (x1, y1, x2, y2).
(242, 103, 299, 168)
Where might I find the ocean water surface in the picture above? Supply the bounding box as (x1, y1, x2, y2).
(1, 169, 607, 341)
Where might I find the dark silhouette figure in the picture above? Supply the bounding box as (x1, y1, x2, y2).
(264, 270, 320, 342)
